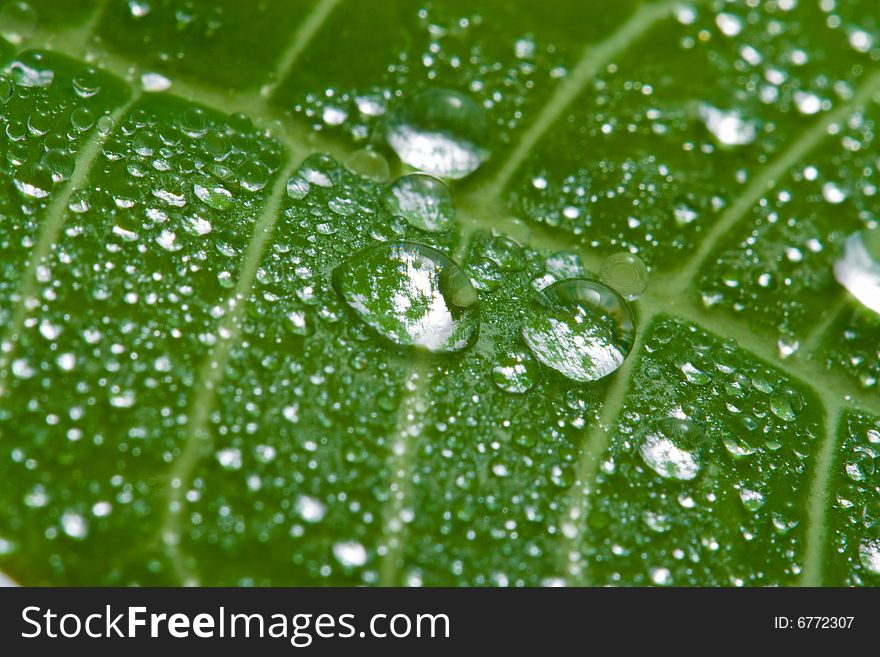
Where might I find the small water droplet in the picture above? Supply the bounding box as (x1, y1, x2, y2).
(141, 71, 171, 92)
(333, 540, 367, 567)
(383, 173, 455, 232)
(193, 179, 232, 210)
(13, 163, 53, 198)
(521, 278, 634, 383)
(834, 228, 880, 314)
(72, 66, 101, 98)
(600, 252, 649, 300)
(386, 88, 489, 179)
(296, 495, 326, 523)
(61, 511, 88, 539)
(333, 242, 479, 353)
(637, 418, 704, 481)
(286, 175, 310, 200)
(467, 257, 502, 292)
(492, 350, 539, 394)
(699, 104, 756, 146)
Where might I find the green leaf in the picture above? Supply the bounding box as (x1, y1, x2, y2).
(0, 0, 878, 587)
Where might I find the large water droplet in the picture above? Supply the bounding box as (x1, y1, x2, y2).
(638, 418, 704, 481)
(383, 173, 455, 232)
(834, 228, 880, 314)
(8, 51, 53, 87)
(521, 278, 634, 382)
(386, 89, 489, 179)
(333, 242, 479, 353)
(699, 104, 756, 146)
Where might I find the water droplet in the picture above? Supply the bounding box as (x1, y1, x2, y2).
(822, 181, 846, 204)
(834, 228, 880, 314)
(141, 72, 171, 92)
(600, 252, 649, 300)
(72, 66, 101, 98)
(0, 2, 38, 44)
(637, 418, 704, 481)
(383, 173, 455, 232)
(484, 235, 526, 272)
(699, 104, 756, 146)
(194, 179, 233, 210)
(739, 488, 766, 512)
(346, 148, 390, 182)
(794, 90, 821, 115)
(13, 163, 53, 198)
(521, 278, 634, 383)
(8, 51, 53, 87)
(295, 495, 326, 523)
(492, 351, 539, 394)
(286, 175, 310, 200)
(467, 257, 502, 292)
(333, 540, 367, 567)
(61, 511, 88, 539)
(715, 12, 743, 36)
(42, 149, 75, 182)
(386, 88, 489, 179)
(333, 242, 479, 353)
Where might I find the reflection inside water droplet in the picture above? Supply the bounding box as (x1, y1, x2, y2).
(333, 242, 479, 353)
(386, 89, 489, 179)
(521, 278, 634, 383)
(383, 173, 455, 233)
(638, 417, 704, 481)
(834, 228, 880, 314)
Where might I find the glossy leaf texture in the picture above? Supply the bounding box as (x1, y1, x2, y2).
(0, 0, 878, 586)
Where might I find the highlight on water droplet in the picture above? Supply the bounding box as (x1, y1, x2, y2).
(521, 278, 634, 383)
(386, 88, 489, 179)
(834, 228, 880, 314)
(637, 417, 704, 481)
(332, 241, 479, 353)
(600, 252, 649, 301)
(383, 173, 455, 233)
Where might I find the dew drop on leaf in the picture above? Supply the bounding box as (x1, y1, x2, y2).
(834, 228, 880, 314)
(637, 418, 704, 481)
(521, 278, 634, 383)
(382, 173, 455, 233)
(13, 163, 52, 198)
(345, 148, 390, 182)
(600, 252, 649, 300)
(332, 241, 480, 353)
(386, 88, 489, 179)
(492, 350, 539, 394)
